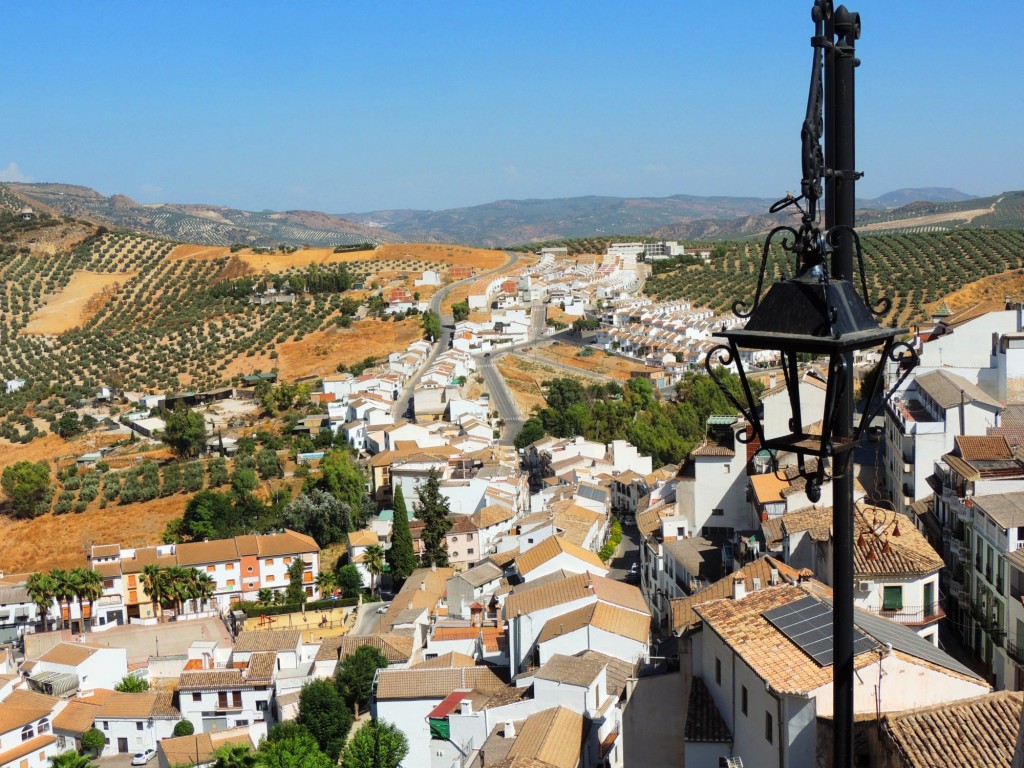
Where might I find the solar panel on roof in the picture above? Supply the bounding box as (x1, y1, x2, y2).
(763, 595, 877, 667)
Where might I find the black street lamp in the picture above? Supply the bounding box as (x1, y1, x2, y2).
(702, 3, 918, 766)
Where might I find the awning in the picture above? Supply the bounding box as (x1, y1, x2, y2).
(28, 671, 79, 697)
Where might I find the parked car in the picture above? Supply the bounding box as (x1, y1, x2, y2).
(132, 749, 156, 766)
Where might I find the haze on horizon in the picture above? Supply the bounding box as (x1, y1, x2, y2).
(1, 1, 1020, 215)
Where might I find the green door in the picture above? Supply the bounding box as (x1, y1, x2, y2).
(924, 582, 934, 618)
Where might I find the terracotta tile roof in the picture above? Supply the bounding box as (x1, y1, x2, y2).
(471, 504, 516, 529)
(449, 515, 480, 535)
(0, 735, 57, 766)
(506, 706, 585, 768)
(881, 691, 1023, 768)
(455, 562, 504, 588)
(178, 668, 246, 691)
(955, 435, 1013, 461)
(175, 539, 238, 566)
(374, 666, 504, 699)
(96, 692, 180, 720)
(750, 472, 791, 504)
(940, 299, 1006, 329)
(0, 689, 58, 732)
(38, 642, 103, 666)
(573, 651, 636, 700)
(537, 602, 650, 645)
(91, 544, 120, 558)
(773, 506, 943, 577)
(915, 369, 1002, 411)
(233, 629, 301, 653)
(550, 504, 603, 547)
(692, 586, 877, 695)
(120, 548, 176, 574)
(92, 561, 121, 578)
(670, 556, 801, 634)
(315, 634, 415, 664)
(381, 567, 454, 630)
(53, 696, 107, 734)
(690, 441, 735, 458)
(160, 727, 254, 767)
(256, 529, 320, 557)
(234, 535, 259, 556)
(411, 652, 478, 670)
(684, 676, 732, 743)
(972, 493, 1024, 530)
(431, 625, 507, 653)
(347, 530, 379, 548)
(515, 537, 607, 577)
(534, 654, 606, 688)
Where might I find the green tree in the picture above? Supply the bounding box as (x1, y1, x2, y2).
(282, 490, 351, 547)
(286, 558, 308, 607)
(362, 544, 385, 596)
(451, 301, 470, 322)
(180, 490, 235, 542)
(161, 407, 207, 459)
(422, 309, 442, 341)
(386, 486, 416, 585)
(338, 720, 409, 768)
(71, 567, 104, 629)
(81, 728, 105, 757)
(316, 450, 365, 510)
(296, 679, 353, 760)
(54, 412, 85, 439)
(335, 564, 363, 596)
(255, 733, 331, 768)
(114, 673, 150, 692)
(1, 460, 52, 519)
(513, 416, 545, 449)
(415, 471, 451, 567)
(335, 644, 390, 716)
(25, 571, 56, 630)
(314, 570, 336, 598)
(257, 448, 283, 480)
(213, 742, 256, 768)
(140, 564, 168, 619)
(257, 587, 274, 605)
(50, 569, 76, 627)
(172, 720, 195, 737)
(48, 750, 94, 768)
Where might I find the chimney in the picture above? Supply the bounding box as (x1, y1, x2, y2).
(798, 568, 814, 583)
(503, 721, 516, 739)
(770, 568, 780, 586)
(460, 699, 473, 716)
(732, 571, 746, 601)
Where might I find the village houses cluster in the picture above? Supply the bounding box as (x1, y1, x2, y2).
(10, 233, 1024, 766)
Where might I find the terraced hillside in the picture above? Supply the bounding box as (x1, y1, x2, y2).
(0, 232, 505, 443)
(643, 229, 1024, 328)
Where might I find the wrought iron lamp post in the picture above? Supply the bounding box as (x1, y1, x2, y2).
(703, 2, 918, 766)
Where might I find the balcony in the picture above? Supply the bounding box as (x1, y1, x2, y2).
(950, 497, 974, 524)
(1006, 638, 1024, 666)
(957, 549, 972, 567)
(864, 603, 945, 627)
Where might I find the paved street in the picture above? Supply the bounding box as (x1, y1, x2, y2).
(393, 251, 520, 419)
(607, 522, 640, 582)
(351, 601, 392, 636)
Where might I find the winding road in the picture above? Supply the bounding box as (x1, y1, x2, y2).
(392, 251, 520, 419)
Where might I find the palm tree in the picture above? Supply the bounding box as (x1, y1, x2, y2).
(212, 743, 254, 768)
(49, 569, 76, 629)
(163, 566, 193, 617)
(189, 570, 216, 614)
(74, 569, 105, 630)
(25, 572, 56, 631)
(256, 587, 274, 606)
(140, 564, 166, 620)
(314, 570, 336, 599)
(363, 544, 386, 597)
(49, 751, 94, 768)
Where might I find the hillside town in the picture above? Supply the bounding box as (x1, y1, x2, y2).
(4, 221, 1024, 768)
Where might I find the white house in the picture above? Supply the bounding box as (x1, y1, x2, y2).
(514, 536, 609, 582)
(0, 689, 62, 768)
(372, 667, 505, 768)
(686, 582, 989, 767)
(534, 601, 649, 667)
(177, 651, 275, 734)
(96, 692, 182, 756)
(28, 642, 128, 696)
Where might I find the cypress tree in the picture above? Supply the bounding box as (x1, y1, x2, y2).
(416, 471, 452, 568)
(387, 486, 417, 584)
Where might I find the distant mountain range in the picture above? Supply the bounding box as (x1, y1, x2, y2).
(5, 181, 1017, 248)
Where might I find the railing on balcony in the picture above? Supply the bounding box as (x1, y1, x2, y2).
(1006, 638, 1024, 666)
(950, 497, 974, 523)
(958, 549, 972, 567)
(864, 603, 946, 626)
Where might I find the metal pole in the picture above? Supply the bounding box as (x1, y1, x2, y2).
(827, 5, 860, 768)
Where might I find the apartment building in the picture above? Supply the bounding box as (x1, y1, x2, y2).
(89, 530, 320, 618)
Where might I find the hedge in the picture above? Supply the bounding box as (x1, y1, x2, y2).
(238, 596, 358, 617)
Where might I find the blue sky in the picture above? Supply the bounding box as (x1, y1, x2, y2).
(1, 1, 1019, 213)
